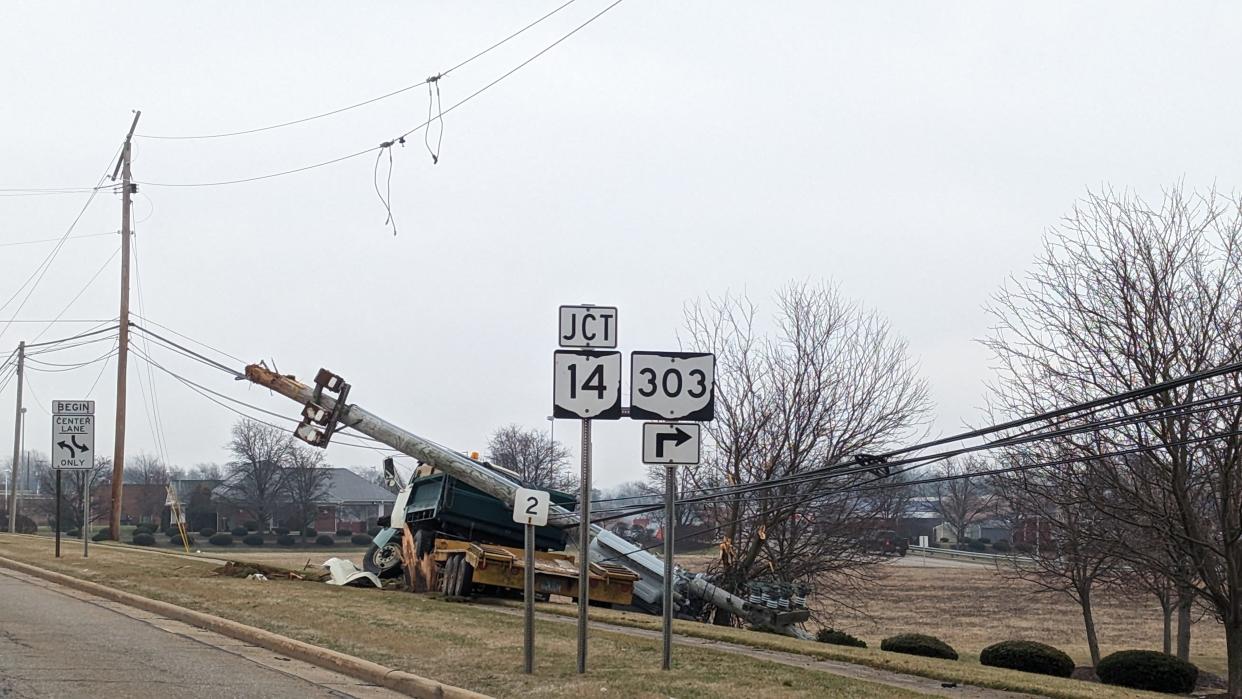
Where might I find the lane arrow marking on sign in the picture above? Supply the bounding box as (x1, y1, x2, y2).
(57, 441, 75, 459)
(655, 426, 692, 457)
(71, 436, 89, 453)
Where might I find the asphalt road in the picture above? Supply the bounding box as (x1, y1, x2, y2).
(0, 570, 403, 699)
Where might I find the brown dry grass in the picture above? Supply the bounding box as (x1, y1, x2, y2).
(0, 535, 919, 699)
(826, 559, 1228, 676)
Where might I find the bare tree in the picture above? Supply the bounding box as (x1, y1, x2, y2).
(486, 424, 575, 492)
(123, 453, 169, 524)
(220, 420, 294, 531)
(37, 456, 111, 531)
(984, 186, 1242, 694)
(929, 457, 996, 543)
(991, 457, 1121, 665)
(683, 282, 931, 623)
(285, 445, 332, 536)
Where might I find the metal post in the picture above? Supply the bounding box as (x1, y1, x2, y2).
(662, 463, 676, 670)
(576, 418, 591, 674)
(54, 470, 61, 558)
(7, 341, 23, 533)
(523, 522, 535, 674)
(83, 474, 89, 557)
(109, 110, 141, 541)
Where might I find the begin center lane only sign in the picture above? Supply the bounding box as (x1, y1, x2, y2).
(642, 423, 701, 465)
(52, 399, 95, 470)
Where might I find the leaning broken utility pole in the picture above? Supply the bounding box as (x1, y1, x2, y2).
(109, 111, 141, 541)
(243, 363, 810, 639)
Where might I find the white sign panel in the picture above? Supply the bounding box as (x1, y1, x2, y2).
(513, 487, 551, 527)
(642, 422, 701, 465)
(629, 352, 715, 421)
(553, 350, 622, 419)
(52, 400, 95, 470)
(558, 305, 618, 348)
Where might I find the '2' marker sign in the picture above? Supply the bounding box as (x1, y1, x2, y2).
(552, 350, 622, 420)
(513, 487, 551, 527)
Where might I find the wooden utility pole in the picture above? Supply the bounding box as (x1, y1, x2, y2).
(7, 341, 24, 533)
(109, 111, 141, 541)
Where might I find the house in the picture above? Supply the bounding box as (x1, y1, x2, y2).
(932, 519, 1011, 544)
(206, 467, 396, 532)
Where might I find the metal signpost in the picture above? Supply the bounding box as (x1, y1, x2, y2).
(553, 305, 622, 674)
(513, 487, 551, 674)
(51, 400, 94, 559)
(632, 353, 714, 670)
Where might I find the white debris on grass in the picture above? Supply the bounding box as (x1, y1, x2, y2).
(322, 557, 381, 588)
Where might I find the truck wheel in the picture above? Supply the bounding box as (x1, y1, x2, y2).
(455, 559, 474, 597)
(364, 541, 404, 579)
(441, 556, 459, 595)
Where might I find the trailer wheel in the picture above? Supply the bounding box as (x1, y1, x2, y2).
(413, 528, 434, 560)
(364, 541, 404, 579)
(456, 558, 474, 597)
(441, 555, 459, 595)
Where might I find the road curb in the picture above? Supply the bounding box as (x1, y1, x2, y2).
(0, 554, 489, 699)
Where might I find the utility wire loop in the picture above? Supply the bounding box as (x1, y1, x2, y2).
(373, 138, 404, 236)
(425, 74, 444, 164)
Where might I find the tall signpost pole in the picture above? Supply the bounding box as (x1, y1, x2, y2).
(553, 304, 620, 677)
(83, 474, 89, 558)
(662, 463, 676, 670)
(513, 487, 550, 675)
(576, 418, 592, 674)
(7, 341, 24, 533)
(109, 111, 141, 542)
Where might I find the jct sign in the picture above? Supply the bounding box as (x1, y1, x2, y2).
(558, 305, 618, 349)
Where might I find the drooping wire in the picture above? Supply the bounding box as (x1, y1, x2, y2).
(372, 139, 402, 235)
(424, 75, 444, 164)
(134, 0, 582, 141)
(136, 0, 629, 189)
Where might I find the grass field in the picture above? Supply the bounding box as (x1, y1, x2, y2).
(827, 558, 1228, 677)
(1, 535, 1179, 699)
(0, 535, 925, 699)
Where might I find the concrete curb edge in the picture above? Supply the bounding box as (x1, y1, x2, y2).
(0, 554, 489, 699)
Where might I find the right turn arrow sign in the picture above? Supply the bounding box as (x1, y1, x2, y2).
(642, 422, 701, 465)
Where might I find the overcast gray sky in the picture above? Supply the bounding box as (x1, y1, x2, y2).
(2, 1, 1240, 489)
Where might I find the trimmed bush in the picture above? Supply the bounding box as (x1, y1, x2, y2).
(302, 527, 317, 538)
(938, 537, 949, 543)
(977, 537, 992, 544)
(880, 633, 958, 660)
(350, 533, 371, 546)
(276, 534, 296, 547)
(199, 527, 216, 537)
(243, 520, 260, 532)
(164, 525, 182, 537)
(274, 527, 290, 536)
(1096, 650, 1198, 694)
(967, 541, 987, 552)
(230, 526, 248, 537)
(67, 528, 81, 538)
(92, 530, 111, 542)
(315, 534, 334, 546)
(336, 527, 352, 537)
(209, 533, 234, 546)
(960, 537, 973, 544)
(243, 534, 264, 546)
(168, 531, 195, 547)
(816, 628, 867, 648)
(980, 640, 1074, 678)
(992, 540, 1011, 553)
(132, 532, 156, 546)
(367, 526, 382, 537)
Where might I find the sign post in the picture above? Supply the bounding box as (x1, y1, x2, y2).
(633, 352, 714, 670)
(554, 306, 622, 675)
(51, 400, 94, 559)
(513, 487, 550, 674)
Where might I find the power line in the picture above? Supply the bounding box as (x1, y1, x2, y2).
(29, 246, 121, 344)
(135, 0, 628, 188)
(24, 324, 120, 351)
(0, 146, 122, 346)
(129, 313, 247, 365)
(135, 0, 582, 141)
(0, 231, 117, 249)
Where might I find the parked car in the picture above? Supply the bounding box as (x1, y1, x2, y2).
(862, 529, 908, 556)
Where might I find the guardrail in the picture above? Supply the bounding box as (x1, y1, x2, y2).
(907, 545, 1031, 564)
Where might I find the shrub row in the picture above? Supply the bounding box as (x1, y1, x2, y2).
(820, 632, 1199, 693)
